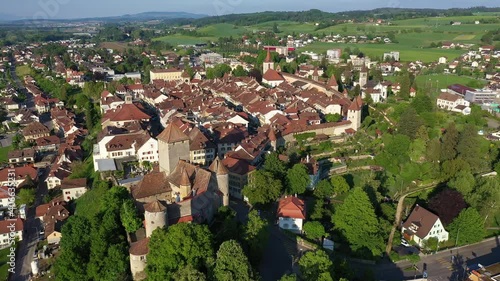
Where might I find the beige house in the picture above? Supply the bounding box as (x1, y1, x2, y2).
(23, 121, 50, 141)
(402, 205, 449, 247)
(150, 68, 186, 82)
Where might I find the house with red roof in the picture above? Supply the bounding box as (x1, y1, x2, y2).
(0, 218, 23, 246)
(277, 196, 306, 233)
(0, 166, 37, 188)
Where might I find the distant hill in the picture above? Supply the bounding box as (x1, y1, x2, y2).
(0, 13, 21, 22)
(4, 11, 208, 25)
(183, 6, 500, 26)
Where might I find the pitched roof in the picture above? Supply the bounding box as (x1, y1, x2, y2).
(23, 121, 49, 136)
(157, 122, 190, 144)
(144, 200, 166, 213)
(103, 103, 151, 122)
(328, 74, 338, 87)
(129, 238, 150, 256)
(263, 69, 285, 82)
(0, 218, 23, 234)
(132, 172, 172, 199)
(402, 204, 440, 240)
(348, 95, 363, 111)
(277, 197, 306, 219)
(60, 178, 86, 190)
(180, 168, 191, 186)
(264, 49, 272, 63)
(209, 157, 229, 175)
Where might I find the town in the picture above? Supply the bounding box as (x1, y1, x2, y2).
(0, 5, 499, 281)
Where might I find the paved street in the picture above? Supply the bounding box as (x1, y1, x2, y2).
(369, 236, 500, 281)
(12, 167, 48, 281)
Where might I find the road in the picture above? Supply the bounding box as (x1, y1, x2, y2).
(371, 236, 500, 281)
(12, 167, 48, 281)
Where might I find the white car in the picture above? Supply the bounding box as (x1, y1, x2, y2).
(401, 239, 410, 247)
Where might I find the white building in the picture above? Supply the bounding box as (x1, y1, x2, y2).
(93, 133, 159, 171)
(277, 196, 306, 233)
(465, 89, 500, 104)
(0, 218, 23, 246)
(402, 205, 449, 247)
(60, 178, 88, 202)
(437, 92, 471, 115)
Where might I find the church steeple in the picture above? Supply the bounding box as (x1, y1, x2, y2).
(263, 48, 274, 74)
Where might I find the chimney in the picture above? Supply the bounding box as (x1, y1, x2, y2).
(58, 210, 61, 216)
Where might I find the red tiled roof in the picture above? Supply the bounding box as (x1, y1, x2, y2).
(129, 238, 149, 256)
(0, 218, 23, 234)
(277, 197, 306, 219)
(263, 69, 285, 82)
(157, 122, 190, 144)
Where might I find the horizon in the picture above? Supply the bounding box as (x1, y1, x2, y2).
(2, 0, 498, 20)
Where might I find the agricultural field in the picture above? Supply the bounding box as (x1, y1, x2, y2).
(100, 41, 134, 52)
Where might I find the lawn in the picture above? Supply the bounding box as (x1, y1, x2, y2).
(153, 34, 214, 45)
(15, 65, 31, 78)
(0, 247, 13, 281)
(0, 146, 12, 164)
(385, 74, 487, 95)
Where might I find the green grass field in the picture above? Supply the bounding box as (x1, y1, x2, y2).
(15, 66, 31, 78)
(0, 146, 12, 164)
(152, 14, 498, 62)
(0, 247, 13, 281)
(386, 74, 486, 91)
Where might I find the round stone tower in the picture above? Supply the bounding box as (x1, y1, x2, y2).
(144, 200, 167, 238)
(209, 157, 229, 206)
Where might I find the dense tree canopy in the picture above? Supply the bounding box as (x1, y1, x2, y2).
(243, 210, 269, 266)
(146, 223, 214, 280)
(286, 163, 311, 195)
(428, 188, 467, 226)
(298, 250, 333, 281)
(331, 175, 350, 194)
(263, 152, 288, 181)
(448, 208, 486, 246)
(333, 187, 384, 257)
(243, 171, 282, 205)
(214, 240, 253, 281)
(303, 221, 326, 240)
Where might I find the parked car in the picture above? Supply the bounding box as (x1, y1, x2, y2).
(401, 239, 410, 247)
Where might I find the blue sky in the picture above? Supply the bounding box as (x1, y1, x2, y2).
(6, 0, 498, 19)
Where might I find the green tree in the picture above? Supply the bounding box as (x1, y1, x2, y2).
(411, 93, 433, 114)
(303, 221, 326, 240)
(325, 113, 342, 123)
(314, 179, 334, 198)
(279, 274, 297, 281)
(232, 65, 248, 77)
(16, 188, 36, 207)
(333, 187, 384, 257)
(120, 199, 142, 233)
(397, 107, 423, 140)
(457, 124, 483, 172)
(448, 170, 475, 196)
(243, 171, 282, 205)
(263, 152, 287, 181)
(448, 208, 486, 246)
(399, 71, 411, 99)
(243, 210, 269, 266)
(426, 138, 441, 163)
(440, 123, 459, 162)
(214, 240, 252, 281)
(146, 223, 214, 280)
(298, 250, 333, 281)
(173, 265, 207, 281)
(286, 163, 310, 195)
(331, 175, 350, 194)
(422, 237, 439, 252)
(54, 216, 92, 281)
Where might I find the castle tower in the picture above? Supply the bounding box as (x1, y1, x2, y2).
(179, 168, 191, 199)
(144, 200, 167, 238)
(268, 128, 277, 151)
(129, 238, 149, 281)
(209, 157, 229, 206)
(327, 74, 339, 92)
(157, 123, 190, 175)
(263, 49, 274, 74)
(312, 68, 319, 82)
(347, 95, 363, 131)
(359, 65, 368, 88)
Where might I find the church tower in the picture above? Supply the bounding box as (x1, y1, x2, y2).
(359, 65, 368, 88)
(327, 74, 339, 92)
(179, 168, 191, 199)
(144, 200, 167, 238)
(347, 95, 363, 131)
(157, 123, 190, 175)
(263, 49, 274, 74)
(209, 157, 229, 207)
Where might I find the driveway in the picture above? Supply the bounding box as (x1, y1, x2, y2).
(0, 133, 15, 148)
